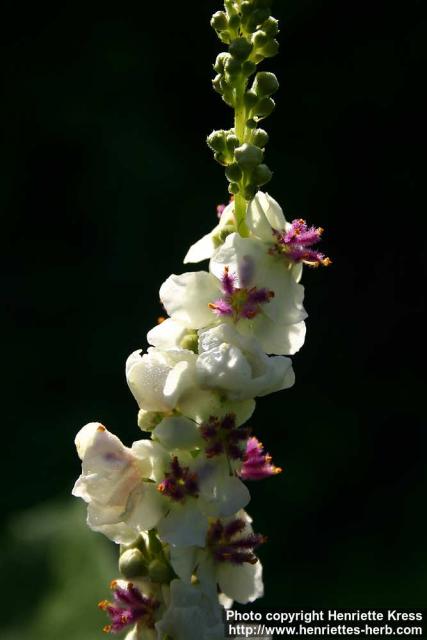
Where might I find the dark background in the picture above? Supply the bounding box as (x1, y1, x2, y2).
(2, 0, 426, 637)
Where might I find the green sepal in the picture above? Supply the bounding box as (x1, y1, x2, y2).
(252, 71, 279, 97)
(251, 163, 273, 186)
(253, 96, 275, 118)
(119, 548, 148, 579)
(234, 142, 263, 169)
(225, 163, 243, 182)
(229, 37, 253, 61)
(252, 128, 269, 147)
(211, 11, 229, 32)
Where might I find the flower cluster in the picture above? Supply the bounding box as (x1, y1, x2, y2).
(73, 191, 329, 639)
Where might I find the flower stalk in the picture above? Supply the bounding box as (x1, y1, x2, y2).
(72, 2, 330, 638)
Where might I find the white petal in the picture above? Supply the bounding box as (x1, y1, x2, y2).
(147, 318, 188, 349)
(126, 349, 172, 412)
(85, 504, 137, 544)
(126, 484, 166, 532)
(236, 314, 306, 355)
(198, 461, 250, 517)
(164, 360, 198, 407)
(72, 424, 140, 507)
(153, 416, 202, 451)
(217, 559, 263, 604)
(210, 234, 265, 287)
(178, 389, 255, 425)
(169, 545, 198, 583)
(131, 439, 169, 480)
(197, 343, 252, 394)
(246, 191, 286, 241)
(159, 272, 219, 329)
(218, 593, 234, 609)
(157, 500, 208, 547)
(184, 232, 217, 264)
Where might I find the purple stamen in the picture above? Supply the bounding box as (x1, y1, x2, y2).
(270, 219, 331, 267)
(209, 266, 274, 322)
(157, 456, 199, 502)
(239, 437, 282, 481)
(207, 518, 266, 566)
(200, 414, 250, 461)
(99, 581, 159, 634)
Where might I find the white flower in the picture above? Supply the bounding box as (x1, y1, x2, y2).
(209, 231, 307, 354)
(72, 422, 167, 544)
(155, 452, 250, 548)
(155, 579, 225, 640)
(197, 323, 295, 400)
(160, 239, 306, 355)
(184, 200, 236, 264)
(169, 511, 264, 605)
(126, 345, 256, 425)
(73, 423, 250, 548)
(126, 347, 198, 413)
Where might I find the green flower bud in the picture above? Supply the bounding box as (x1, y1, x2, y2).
(180, 331, 198, 354)
(252, 30, 268, 48)
(226, 134, 240, 152)
(262, 17, 279, 37)
(234, 143, 264, 169)
(244, 184, 258, 200)
(214, 151, 228, 166)
(214, 52, 229, 74)
(119, 549, 148, 579)
(252, 163, 273, 186)
(218, 31, 232, 45)
(207, 130, 226, 152)
(247, 9, 271, 33)
(253, 71, 279, 97)
(260, 38, 279, 58)
(229, 37, 253, 61)
(225, 163, 243, 182)
(212, 73, 223, 94)
(228, 182, 240, 194)
(246, 118, 257, 129)
(147, 558, 174, 584)
(211, 11, 229, 32)
(252, 128, 269, 147)
(220, 76, 230, 92)
(242, 60, 257, 77)
(244, 90, 258, 109)
(228, 14, 241, 30)
(254, 96, 275, 117)
(224, 56, 242, 78)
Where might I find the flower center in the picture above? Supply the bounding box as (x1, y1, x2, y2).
(200, 413, 250, 460)
(99, 580, 159, 633)
(157, 456, 199, 502)
(207, 518, 266, 565)
(270, 219, 331, 267)
(208, 266, 274, 321)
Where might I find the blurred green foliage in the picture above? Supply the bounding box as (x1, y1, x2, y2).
(1, 502, 115, 640)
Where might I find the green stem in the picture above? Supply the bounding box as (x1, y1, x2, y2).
(234, 81, 249, 237)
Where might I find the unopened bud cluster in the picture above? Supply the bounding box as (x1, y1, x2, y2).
(208, 0, 279, 199)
